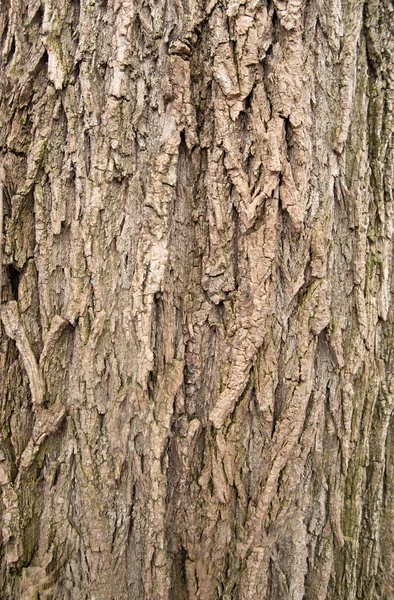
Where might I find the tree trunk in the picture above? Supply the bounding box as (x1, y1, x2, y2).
(1, 0, 393, 598)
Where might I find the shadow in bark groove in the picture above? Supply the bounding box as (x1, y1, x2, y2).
(7, 265, 20, 301)
(169, 545, 188, 600)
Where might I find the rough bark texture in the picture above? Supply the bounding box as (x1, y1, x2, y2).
(0, 0, 394, 598)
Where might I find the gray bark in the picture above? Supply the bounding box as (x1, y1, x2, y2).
(0, 0, 393, 598)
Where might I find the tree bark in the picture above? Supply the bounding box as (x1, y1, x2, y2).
(0, 0, 393, 598)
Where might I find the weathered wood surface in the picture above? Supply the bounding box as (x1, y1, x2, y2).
(0, 0, 393, 598)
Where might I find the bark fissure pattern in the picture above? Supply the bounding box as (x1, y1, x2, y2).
(0, 0, 393, 598)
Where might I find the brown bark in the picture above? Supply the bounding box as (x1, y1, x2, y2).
(0, 0, 393, 598)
